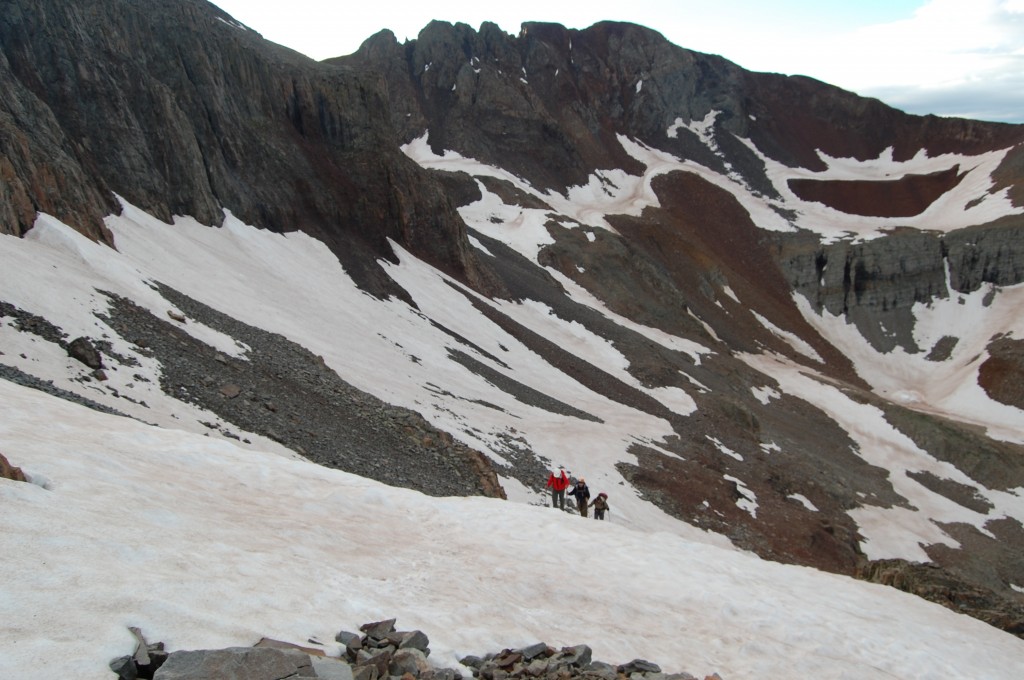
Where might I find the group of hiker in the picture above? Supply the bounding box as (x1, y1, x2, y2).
(545, 467, 609, 520)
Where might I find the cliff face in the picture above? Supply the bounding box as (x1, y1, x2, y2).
(5, 3, 1023, 315)
(0, 0, 500, 297)
(339, 19, 1024, 354)
(774, 218, 1024, 353)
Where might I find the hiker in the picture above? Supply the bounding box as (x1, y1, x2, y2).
(590, 492, 609, 520)
(546, 467, 570, 510)
(568, 478, 591, 517)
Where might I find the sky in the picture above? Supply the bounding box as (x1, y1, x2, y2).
(209, 0, 1024, 123)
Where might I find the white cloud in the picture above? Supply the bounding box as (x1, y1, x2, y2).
(766, 0, 1024, 121)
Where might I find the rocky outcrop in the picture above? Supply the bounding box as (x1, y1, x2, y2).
(110, 619, 723, 680)
(0, 452, 26, 483)
(775, 215, 1024, 353)
(338, 21, 743, 192)
(0, 0, 500, 299)
(341, 20, 1024, 197)
(857, 559, 1024, 638)
(339, 19, 1024, 360)
(95, 284, 505, 499)
(5, 2, 1023, 339)
(775, 228, 950, 352)
(944, 219, 1024, 292)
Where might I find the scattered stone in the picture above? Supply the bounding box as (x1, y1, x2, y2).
(254, 636, 326, 657)
(459, 640, 704, 680)
(519, 643, 549, 661)
(400, 630, 430, 653)
(0, 452, 26, 483)
(391, 648, 430, 676)
(96, 287, 506, 501)
(113, 620, 717, 680)
(360, 618, 398, 640)
(167, 310, 187, 323)
(219, 383, 242, 399)
(153, 646, 314, 679)
(336, 630, 361, 646)
(619, 659, 661, 675)
(67, 336, 103, 369)
(109, 654, 139, 680)
(313, 656, 356, 680)
(109, 627, 168, 679)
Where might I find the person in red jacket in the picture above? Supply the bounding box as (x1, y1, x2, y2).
(546, 467, 570, 509)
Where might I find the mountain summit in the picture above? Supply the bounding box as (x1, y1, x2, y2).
(3, 1, 1024, 673)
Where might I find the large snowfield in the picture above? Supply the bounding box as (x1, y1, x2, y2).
(3, 206, 1024, 679)
(5, 377, 1024, 680)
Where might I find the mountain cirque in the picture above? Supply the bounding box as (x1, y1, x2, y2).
(3, 0, 1024, 639)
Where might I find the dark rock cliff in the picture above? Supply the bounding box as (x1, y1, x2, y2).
(0, 0, 500, 298)
(339, 20, 1024, 191)
(338, 19, 1024, 355)
(775, 217, 1024, 353)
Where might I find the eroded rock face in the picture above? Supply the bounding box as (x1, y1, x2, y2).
(0, 0, 499, 299)
(945, 220, 1024, 292)
(340, 18, 1024, 359)
(776, 229, 949, 353)
(776, 216, 1024, 354)
(858, 559, 1024, 638)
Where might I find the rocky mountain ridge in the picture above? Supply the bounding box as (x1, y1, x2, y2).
(3, 0, 1024, 644)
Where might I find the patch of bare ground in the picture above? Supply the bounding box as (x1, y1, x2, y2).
(978, 336, 1024, 409)
(788, 166, 966, 217)
(604, 171, 866, 388)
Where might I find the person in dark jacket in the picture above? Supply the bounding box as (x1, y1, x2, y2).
(546, 467, 570, 509)
(567, 478, 591, 517)
(590, 492, 610, 520)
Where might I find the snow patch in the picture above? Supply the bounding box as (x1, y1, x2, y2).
(752, 310, 824, 363)
(751, 385, 780, 405)
(724, 474, 758, 518)
(789, 493, 819, 511)
(707, 435, 743, 461)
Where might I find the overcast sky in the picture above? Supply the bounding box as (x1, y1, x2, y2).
(210, 0, 1024, 124)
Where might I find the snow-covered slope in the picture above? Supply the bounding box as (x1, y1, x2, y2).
(4, 377, 1024, 680)
(3, 195, 1024, 676)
